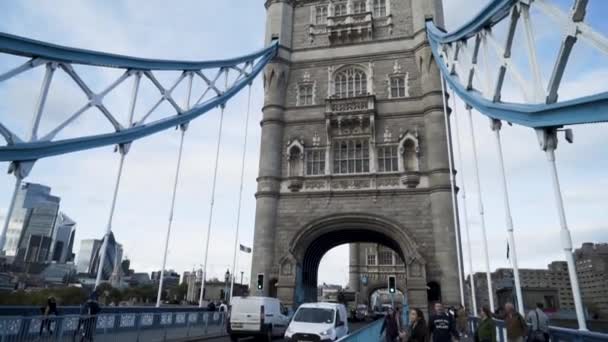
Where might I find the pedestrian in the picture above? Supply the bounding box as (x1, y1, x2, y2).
(456, 305, 469, 338)
(207, 301, 216, 311)
(429, 302, 459, 342)
(474, 306, 496, 342)
(380, 307, 400, 342)
(219, 300, 228, 312)
(40, 296, 59, 336)
(526, 303, 549, 342)
(75, 290, 101, 342)
(404, 308, 428, 342)
(502, 303, 528, 342)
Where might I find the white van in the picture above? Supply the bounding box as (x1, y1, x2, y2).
(285, 302, 349, 341)
(228, 296, 290, 342)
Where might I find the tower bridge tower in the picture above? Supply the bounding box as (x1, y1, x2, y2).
(252, 0, 459, 310)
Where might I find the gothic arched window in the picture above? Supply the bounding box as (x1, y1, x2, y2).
(334, 67, 367, 98)
(353, 0, 367, 14)
(334, 2, 347, 16)
(373, 0, 387, 17)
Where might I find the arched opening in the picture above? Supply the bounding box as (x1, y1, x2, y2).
(285, 214, 426, 312)
(299, 228, 405, 304)
(427, 281, 441, 305)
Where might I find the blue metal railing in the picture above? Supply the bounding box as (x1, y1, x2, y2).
(338, 319, 383, 342)
(468, 317, 608, 342)
(0, 310, 226, 341)
(339, 315, 608, 342)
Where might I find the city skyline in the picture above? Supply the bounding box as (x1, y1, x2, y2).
(0, 0, 606, 287)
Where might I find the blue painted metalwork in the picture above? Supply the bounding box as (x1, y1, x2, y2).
(426, 1, 608, 128)
(0, 34, 278, 162)
(337, 319, 383, 342)
(0, 32, 275, 70)
(0, 310, 227, 340)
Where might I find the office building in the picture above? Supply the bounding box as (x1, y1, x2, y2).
(575, 243, 608, 319)
(75, 233, 122, 281)
(2, 183, 60, 264)
(50, 212, 76, 263)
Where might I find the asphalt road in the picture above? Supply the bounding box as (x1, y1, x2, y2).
(201, 320, 374, 342)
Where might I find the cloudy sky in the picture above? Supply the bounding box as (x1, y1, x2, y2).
(0, 1, 606, 288)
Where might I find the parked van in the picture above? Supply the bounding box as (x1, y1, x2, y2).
(227, 296, 290, 342)
(285, 302, 349, 341)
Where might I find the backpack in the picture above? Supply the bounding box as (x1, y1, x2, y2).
(87, 300, 101, 315)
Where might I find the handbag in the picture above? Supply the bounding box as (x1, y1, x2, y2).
(529, 310, 546, 342)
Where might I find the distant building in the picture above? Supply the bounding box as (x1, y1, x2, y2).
(76, 239, 101, 274)
(2, 183, 60, 264)
(127, 272, 152, 287)
(575, 242, 608, 319)
(50, 212, 76, 263)
(75, 233, 122, 281)
(151, 269, 180, 289)
(185, 269, 202, 303)
(469, 261, 574, 313)
(40, 262, 76, 285)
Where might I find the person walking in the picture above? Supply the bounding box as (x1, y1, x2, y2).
(429, 302, 459, 342)
(404, 308, 428, 342)
(456, 305, 469, 339)
(502, 303, 528, 342)
(74, 290, 101, 342)
(475, 306, 496, 342)
(380, 307, 400, 342)
(526, 303, 549, 342)
(40, 296, 59, 336)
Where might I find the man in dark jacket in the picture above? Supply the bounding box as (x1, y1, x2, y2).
(429, 302, 459, 342)
(380, 307, 400, 342)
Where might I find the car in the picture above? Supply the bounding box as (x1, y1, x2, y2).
(355, 304, 369, 321)
(227, 296, 290, 342)
(284, 302, 349, 341)
(373, 304, 393, 319)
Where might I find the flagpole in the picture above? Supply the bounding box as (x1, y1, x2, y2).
(229, 84, 253, 303)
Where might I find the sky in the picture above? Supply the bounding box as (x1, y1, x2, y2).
(0, 1, 606, 288)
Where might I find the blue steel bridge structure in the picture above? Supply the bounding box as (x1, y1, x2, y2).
(0, 0, 607, 341)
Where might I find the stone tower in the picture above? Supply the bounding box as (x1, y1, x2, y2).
(252, 0, 459, 310)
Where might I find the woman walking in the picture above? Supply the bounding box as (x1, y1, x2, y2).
(405, 308, 428, 342)
(475, 306, 496, 342)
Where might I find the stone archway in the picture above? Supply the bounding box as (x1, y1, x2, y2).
(275, 213, 429, 311)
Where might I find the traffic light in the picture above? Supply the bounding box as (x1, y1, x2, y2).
(257, 273, 264, 290)
(388, 276, 396, 294)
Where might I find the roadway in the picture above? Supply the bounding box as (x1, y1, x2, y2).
(200, 320, 374, 341)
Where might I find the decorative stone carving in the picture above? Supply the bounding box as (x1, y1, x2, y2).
(287, 176, 304, 192)
(281, 260, 293, 276)
(330, 178, 370, 189)
(304, 180, 327, 190)
(400, 171, 420, 188)
(409, 261, 422, 277)
(392, 60, 403, 74)
(376, 177, 399, 188)
(312, 131, 321, 147)
(383, 127, 393, 142)
(303, 71, 311, 82)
